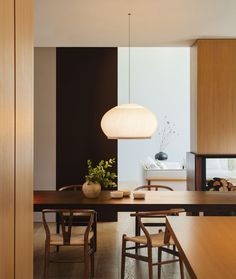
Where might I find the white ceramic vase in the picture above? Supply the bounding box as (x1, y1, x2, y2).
(82, 181, 101, 198)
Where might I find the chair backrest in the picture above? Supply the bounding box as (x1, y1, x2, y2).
(58, 185, 82, 191)
(131, 209, 185, 243)
(42, 209, 95, 245)
(134, 185, 173, 191)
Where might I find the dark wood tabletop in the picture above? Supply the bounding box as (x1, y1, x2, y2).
(166, 216, 236, 279)
(34, 190, 236, 213)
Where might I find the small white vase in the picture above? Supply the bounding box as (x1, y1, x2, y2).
(82, 181, 101, 198)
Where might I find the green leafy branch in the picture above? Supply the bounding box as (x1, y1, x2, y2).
(85, 158, 117, 188)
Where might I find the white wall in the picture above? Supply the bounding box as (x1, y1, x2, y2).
(118, 47, 190, 188)
(34, 47, 56, 221)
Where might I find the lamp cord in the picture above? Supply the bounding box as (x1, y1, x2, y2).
(128, 13, 131, 104)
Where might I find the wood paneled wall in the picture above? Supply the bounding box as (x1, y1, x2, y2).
(15, 0, 33, 277)
(190, 39, 236, 154)
(0, 0, 33, 278)
(190, 44, 198, 153)
(0, 0, 15, 277)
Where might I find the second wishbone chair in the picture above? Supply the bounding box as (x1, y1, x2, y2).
(134, 185, 174, 252)
(121, 209, 185, 279)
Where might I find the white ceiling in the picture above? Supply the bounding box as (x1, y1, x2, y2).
(35, 0, 236, 47)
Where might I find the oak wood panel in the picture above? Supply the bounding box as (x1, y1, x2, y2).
(190, 43, 198, 152)
(192, 39, 236, 154)
(166, 216, 236, 279)
(34, 190, 236, 213)
(15, 0, 33, 278)
(0, 0, 15, 278)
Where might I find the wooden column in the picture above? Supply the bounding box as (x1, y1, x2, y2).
(0, 0, 33, 277)
(15, 0, 33, 277)
(0, 0, 15, 277)
(189, 40, 236, 190)
(191, 39, 236, 154)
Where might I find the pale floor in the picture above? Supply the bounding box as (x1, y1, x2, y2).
(34, 213, 190, 279)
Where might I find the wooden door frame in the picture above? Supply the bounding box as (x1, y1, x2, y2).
(0, 0, 33, 278)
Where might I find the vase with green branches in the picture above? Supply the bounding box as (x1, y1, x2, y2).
(82, 158, 117, 198)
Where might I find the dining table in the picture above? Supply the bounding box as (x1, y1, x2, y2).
(34, 190, 236, 214)
(165, 216, 236, 279)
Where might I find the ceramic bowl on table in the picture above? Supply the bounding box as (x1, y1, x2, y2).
(133, 191, 146, 199)
(122, 189, 131, 197)
(110, 191, 124, 199)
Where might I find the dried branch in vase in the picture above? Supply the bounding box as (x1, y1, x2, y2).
(157, 116, 179, 152)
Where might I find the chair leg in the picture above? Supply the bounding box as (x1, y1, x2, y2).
(56, 222, 60, 252)
(147, 245, 153, 279)
(135, 216, 140, 254)
(158, 247, 162, 279)
(121, 235, 126, 279)
(90, 251, 95, 278)
(179, 258, 185, 279)
(94, 221, 97, 252)
(84, 246, 89, 279)
(44, 243, 50, 279)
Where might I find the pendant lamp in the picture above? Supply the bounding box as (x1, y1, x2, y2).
(101, 13, 158, 139)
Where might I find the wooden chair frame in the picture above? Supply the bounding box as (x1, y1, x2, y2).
(57, 185, 97, 252)
(134, 185, 174, 191)
(42, 209, 96, 279)
(121, 209, 185, 279)
(134, 185, 174, 252)
(58, 185, 82, 191)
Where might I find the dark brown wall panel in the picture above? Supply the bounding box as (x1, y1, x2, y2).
(56, 48, 117, 187)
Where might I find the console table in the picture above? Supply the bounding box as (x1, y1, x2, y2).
(144, 169, 187, 190)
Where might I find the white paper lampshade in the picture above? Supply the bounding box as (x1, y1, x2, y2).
(101, 104, 158, 139)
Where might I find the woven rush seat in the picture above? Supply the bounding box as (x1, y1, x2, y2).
(50, 232, 94, 246)
(124, 231, 175, 247)
(57, 185, 97, 252)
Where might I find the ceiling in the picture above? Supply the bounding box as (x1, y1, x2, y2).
(35, 0, 236, 47)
